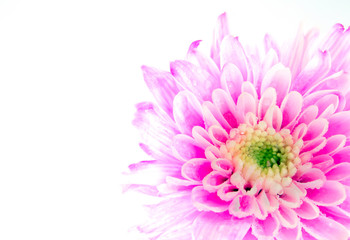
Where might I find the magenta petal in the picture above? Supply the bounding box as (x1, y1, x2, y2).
(192, 186, 230, 212)
(274, 205, 299, 229)
(275, 223, 302, 240)
(296, 105, 318, 125)
(316, 134, 346, 155)
(202, 171, 229, 192)
(141, 65, 179, 117)
(192, 126, 213, 149)
(181, 158, 212, 182)
(173, 91, 204, 135)
(310, 154, 334, 171)
(333, 146, 350, 164)
(217, 184, 240, 201)
(307, 180, 346, 206)
(325, 111, 350, 137)
(210, 13, 229, 68)
(170, 60, 220, 101)
(172, 134, 205, 161)
(325, 162, 350, 181)
(294, 198, 319, 220)
(260, 63, 291, 105)
(220, 36, 251, 82)
(302, 215, 349, 240)
(208, 125, 229, 145)
(280, 91, 303, 128)
(229, 195, 258, 218)
(220, 63, 244, 103)
(296, 167, 326, 189)
(251, 214, 279, 239)
(192, 211, 252, 240)
(301, 137, 326, 154)
(303, 118, 328, 141)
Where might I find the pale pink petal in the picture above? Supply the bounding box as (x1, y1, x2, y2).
(217, 183, 240, 201)
(258, 87, 277, 120)
(187, 40, 220, 80)
(212, 89, 238, 128)
(211, 158, 234, 175)
(205, 145, 222, 161)
(301, 229, 318, 240)
(172, 134, 205, 161)
(241, 81, 258, 101)
(260, 63, 291, 105)
(211, 13, 229, 68)
(314, 93, 339, 118)
(220, 63, 244, 103)
(259, 49, 279, 92)
(181, 158, 212, 182)
(236, 92, 257, 123)
(325, 111, 350, 137)
(333, 146, 350, 164)
(279, 183, 305, 208)
(325, 162, 350, 181)
(280, 91, 303, 128)
(296, 167, 326, 189)
(173, 91, 204, 135)
(256, 190, 271, 217)
(251, 214, 280, 239)
(302, 215, 349, 240)
(220, 36, 251, 82)
(310, 154, 334, 171)
(141, 66, 180, 117)
(202, 101, 231, 131)
(229, 194, 258, 218)
(170, 60, 220, 101)
(192, 126, 213, 149)
(192, 212, 253, 240)
(275, 223, 302, 240)
(192, 186, 230, 212)
(274, 205, 299, 229)
(208, 125, 229, 146)
(202, 171, 229, 192)
(263, 105, 283, 131)
(307, 180, 346, 206)
(316, 134, 346, 155)
(292, 123, 308, 141)
(295, 105, 318, 125)
(303, 118, 328, 141)
(133, 102, 179, 161)
(294, 198, 319, 220)
(293, 50, 331, 94)
(303, 89, 345, 114)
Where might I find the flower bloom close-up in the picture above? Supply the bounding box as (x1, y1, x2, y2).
(127, 13, 350, 239)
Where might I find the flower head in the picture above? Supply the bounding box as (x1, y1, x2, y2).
(128, 13, 350, 239)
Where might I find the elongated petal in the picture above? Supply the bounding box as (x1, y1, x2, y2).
(202, 171, 229, 192)
(326, 111, 350, 137)
(276, 223, 302, 240)
(252, 214, 279, 239)
(192, 186, 230, 212)
(212, 89, 238, 128)
(172, 134, 205, 161)
(303, 118, 328, 141)
(192, 212, 252, 240)
(325, 162, 350, 181)
(307, 180, 346, 206)
(302, 215, 349, 240)
(294, 198, 319, 220)
(258, 87, 277, 120)
(274, 205, 299, 229)
(181, 158, 212, 182)
(280, 91, 303, 128)
(220, 63, 244, 103)
(211, 13, 229, 68)
(316, 134, 346, 155)
(173, 91, 204, 135)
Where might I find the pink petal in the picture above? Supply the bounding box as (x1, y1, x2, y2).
(210, 13, 230, 68)
(170, 60, 220, 101)
(236, 92, 257, 123)
(220, 36, 251, 82)
(202, 101, 231, 131)
(303, 89, 345, 114)
(260, 63, 291, 105)
(292, 123, 308, 141)
(133, 102, 179, 161)
(315, 94, 339, 118)
(294, 198, 320, 220)
(202, 171, 229, 192)
(263, 105, 283, 131)
(325, 162, 350, 181)
(325, 111, 350, 137)
(251, 214, 280, 239)
(259, 49, 279, 92)
(192, 186, 230, 212)
(204, 145, 222, 161)
(316, 134, 346, 155)
(217, 183, 240, 201)
(303, 118, 328, 141)
(192, 126, 213, 149)
(187, 40, 220, 80)
(229, 195, 258, 218)
(212, 89, 238, 128)
(274, 205, 299, 229)
(192, 212, 253, 240)
(275, 223, 302, 240)
(141, 66, 180, 117)
(307, 180, 346, 206)
(296, 167, 326, 189)
(279, 183, 304, 208)
(280, 91, 303, 128)
(241, 81, 258, 101)
(181, 158, 212, 182)
(302, 215, 349, 240)
(258, 87, 277, 120)
(256, 190, 270, 218)
(211, 158, 234, 175)
(301, 137, 326, 154)
(296, 105, 318, 125)
(243, 229, 258, 240)
(173, 91, 204, 135)
(310, 154, 334, 171)
(333, 146, 350, 164)
(220, 63, 244, 103)
(208, 125, 229, 146)
(172, 134, 205, 161)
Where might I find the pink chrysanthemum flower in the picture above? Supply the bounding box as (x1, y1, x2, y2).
(127, 13, 350, 239)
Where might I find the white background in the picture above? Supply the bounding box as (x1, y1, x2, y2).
(0, 0, 349, 239)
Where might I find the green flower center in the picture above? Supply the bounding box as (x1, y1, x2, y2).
(245, 142, 284, 169)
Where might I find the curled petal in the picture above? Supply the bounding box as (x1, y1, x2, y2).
(292, 123, 308, 141)
(274, 205, 299, 229)
(251, 214, 280, 239)
(310, 154, 334, 171)
(192, 186, 230, 212)
(211, 158, 234, 175)
(208, 125, 229, 145)
(202, 171, 229, 192)
(294, 198, 320, 220)
(279, 183, 304, 208)
(307, 180, 346, 206)
(181, 158, 212, 182)
(302, 215, 349, 240)
(192, 126, 213, 149)
(303, 118, 328, 141)
(172, 134, 205, 161)
(217, 183, 240, 201)
(202, 101, 231, 131)
(296, 167, 326, 189)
